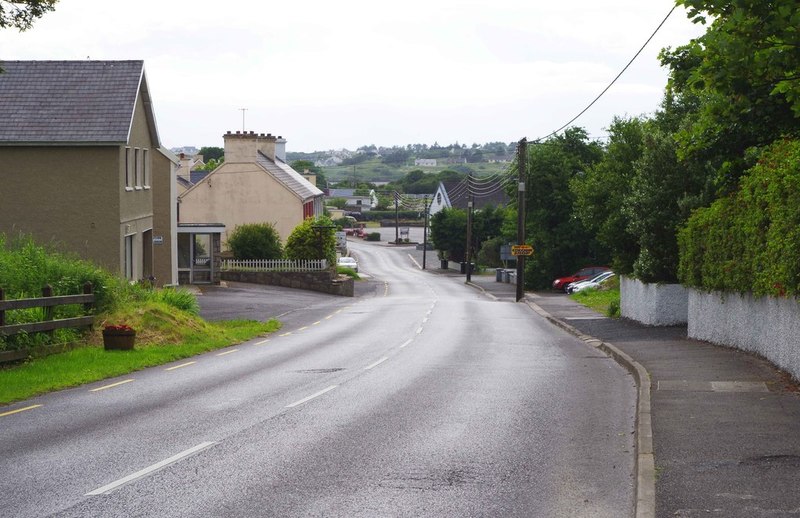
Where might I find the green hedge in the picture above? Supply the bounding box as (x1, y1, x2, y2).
(678, 139, 800, 296)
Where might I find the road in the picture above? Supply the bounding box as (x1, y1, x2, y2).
(0, 239, 636, 517)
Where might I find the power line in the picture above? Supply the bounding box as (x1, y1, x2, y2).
(533, 4, 677, 143)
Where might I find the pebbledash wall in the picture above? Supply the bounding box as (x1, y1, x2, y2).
(688, 290, 800, 381)
(620, 276, 689, 326)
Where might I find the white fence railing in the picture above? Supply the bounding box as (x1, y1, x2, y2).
(221, 259, 328, 272)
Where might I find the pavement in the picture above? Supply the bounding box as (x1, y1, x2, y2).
(461, 270, 800, 518)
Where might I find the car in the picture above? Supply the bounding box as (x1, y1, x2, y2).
(337, 256, 358, 272)
(567, 271, 615, 294)
(552, 266, 611, 292)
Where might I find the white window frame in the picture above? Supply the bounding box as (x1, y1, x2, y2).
(134, 148, 142, 189)
(142, 148, 150, 189)
(124, 234, 135, 280)
(125, 147, 133, 190)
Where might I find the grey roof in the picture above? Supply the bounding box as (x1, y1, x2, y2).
(441, 180, 510, 210)
(256, 151, 323, 201)
(0, 60, 156, 145)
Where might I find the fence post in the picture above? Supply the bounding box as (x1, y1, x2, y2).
(0, 287, 5, 327)
(83, 282, 94, 329)
(42, 284, 54, 338)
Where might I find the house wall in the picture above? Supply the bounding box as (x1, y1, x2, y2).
(620, 276, 689, 326)
(179, 162, 303, 247)
(152, 150, 178, 286)
(0, 146, 121, 272)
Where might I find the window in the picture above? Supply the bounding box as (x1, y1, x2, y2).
(134, 148, 141, 188)
(124, 234, 134, 280)
(125, 147, 132, 188)
(142, 148, 150, 188)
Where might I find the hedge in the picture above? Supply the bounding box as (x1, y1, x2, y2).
(678, 139, 800, 297)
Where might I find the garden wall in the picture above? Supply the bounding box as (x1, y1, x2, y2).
(221, 270, 354, 297)
(688, 289, 800, 381)
(620, 276, 689, 326)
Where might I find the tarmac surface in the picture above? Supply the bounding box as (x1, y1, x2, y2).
(200, 236, 800, 517)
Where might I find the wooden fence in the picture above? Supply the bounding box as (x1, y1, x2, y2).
(221, 259, 328, 272)
(0, 283, 95, 339)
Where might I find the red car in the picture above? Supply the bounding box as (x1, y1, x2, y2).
(552, 266, 611, 292)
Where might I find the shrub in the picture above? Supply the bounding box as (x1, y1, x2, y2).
(151, 287, 200, 316)
(285, 216, 337, 266)
(227, 223, 283, 260)
(365, 232, 382, 241)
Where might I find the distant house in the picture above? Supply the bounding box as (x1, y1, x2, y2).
(178, 131, 324, 246)
(415, 158, 437, 167)
(0, 60, 177, 286)
(175, 153, 209, 194)
(325, 188, 377, 212)
(428, 180, 510, 217)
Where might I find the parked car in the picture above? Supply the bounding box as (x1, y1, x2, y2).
(567, 271, 615, 294)
(552, 266, 610, 292)
(337, 256, 358, 272)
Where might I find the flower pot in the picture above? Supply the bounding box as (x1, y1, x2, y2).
(103, 329, 136, 350)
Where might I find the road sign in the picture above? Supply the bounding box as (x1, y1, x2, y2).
(511, 245, 534, 256)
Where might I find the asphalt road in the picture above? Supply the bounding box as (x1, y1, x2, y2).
(0, 239, 636, 517)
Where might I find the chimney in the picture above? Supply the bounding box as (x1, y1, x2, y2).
(275, 136, 287, 162)
(257, 133, 278, 161)
(223, 130, 260, 162)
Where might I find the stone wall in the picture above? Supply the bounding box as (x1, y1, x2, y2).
(620, 276, 689, 326)
(221, 270, 354, 297)
(688, 289, 800, 380)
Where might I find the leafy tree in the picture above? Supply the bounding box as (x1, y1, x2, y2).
(284, 216, 337, 266)
(661, 0, 800, 190)
(0, 0, 56, 31)
(227, 223, 283, 260)
(201, 157, 223, 171)
(291, 159, 328, 188)
(198, 146, 224, 162)
(430, 208, 467, 262)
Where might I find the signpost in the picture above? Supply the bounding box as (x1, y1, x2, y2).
(511, 245, 533, 256)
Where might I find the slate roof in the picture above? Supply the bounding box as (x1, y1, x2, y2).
(0, 60, 154, 145)
(441, 180, 510, 210)
(256, 152, 323, 201)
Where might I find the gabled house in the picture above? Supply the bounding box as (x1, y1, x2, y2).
(325, 188, 378, 212)
(178, 131, 324, 246)
(0, 60, 177, 286)
(428, 180, 510, 216)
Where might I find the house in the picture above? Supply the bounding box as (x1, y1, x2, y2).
(428, 180, 510, 217)
(415, 158, 437, 167)
(325, 188, 377, 212)
(178, 131, 324, 246)
(0, 60, 177, 286)
(175, 153, 209, 194)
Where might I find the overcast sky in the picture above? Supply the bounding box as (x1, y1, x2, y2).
(0, 1, 705, 152)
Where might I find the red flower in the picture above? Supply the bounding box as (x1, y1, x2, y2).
(104, 324, 134, 332)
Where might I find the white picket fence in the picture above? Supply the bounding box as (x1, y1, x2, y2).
(221, 259, 328, 272)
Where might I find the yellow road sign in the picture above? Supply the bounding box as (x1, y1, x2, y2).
(511, 245, 534, 256)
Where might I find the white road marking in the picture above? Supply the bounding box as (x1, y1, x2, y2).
(216, 349, 239, 356)
(364, 357, 389, 370)
(422, 317, 428, 324)
(165, 361, 196, 371)
(399, 339, 413, 349)
(407, 254, 422, 269)
(285, 385, 338, 408)
(255, 339, 270, 345)
(89, 379, 134, 392)
(416, 327, 423, 335)
(85, 442, 216, 495)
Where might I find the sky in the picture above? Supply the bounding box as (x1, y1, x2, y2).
(0, 1, 705, 152)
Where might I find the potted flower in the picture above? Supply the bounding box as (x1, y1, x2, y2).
(102, 324, 136, 350)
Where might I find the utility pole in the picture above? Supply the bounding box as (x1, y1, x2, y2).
(466, 172, 474, 282)
(422, 195, 430, 270)
(394, 192, 400, 244)
(516, 138, 527, 302)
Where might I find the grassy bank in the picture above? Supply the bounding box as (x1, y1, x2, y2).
(569, 277, 620, 317)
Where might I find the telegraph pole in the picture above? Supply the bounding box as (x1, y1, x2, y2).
(422, 195, 430, 270)
(516, 138, 527, 302)
(394, 192, 400, 244)
(465, 172, 474, 282)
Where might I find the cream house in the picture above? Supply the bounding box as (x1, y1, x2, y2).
(178, 131, 324, 247)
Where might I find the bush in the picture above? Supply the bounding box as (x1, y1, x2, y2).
(678, 139, 800, 296)
(285, 216, 337, 266)
(365, 232, 382, 241)
(150, 287, 200, 316)
(227, 223, 283, 260)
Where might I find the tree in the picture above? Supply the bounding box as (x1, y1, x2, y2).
(227, 223, 283, 260)
(291, 160, 328, 189)
(284, 216, 337, 266)
(661, 0, 800, 190)
(0, 0, 56, 31)
(430, 208, 467, 262)
(197, 146, 223, 162)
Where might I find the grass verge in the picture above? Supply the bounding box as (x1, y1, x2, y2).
(569, 281, 620, 317)
(0, 303, 280, 405)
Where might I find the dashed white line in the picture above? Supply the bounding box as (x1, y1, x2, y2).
(85, 442, 216, 495)
(216, 349, 239, 356)
(255, 339, 270, 345)
(399, 339, 413, 349)
(422, 317, 429, 324)
(90, 379, 134, 392)
(286, 385, 338, 408)
(416, 327, 423, 335)
(364, 357, 389, 370)
(165, 361, 196, 371)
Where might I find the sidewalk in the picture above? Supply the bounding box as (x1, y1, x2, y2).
(467, 273, 800, 518)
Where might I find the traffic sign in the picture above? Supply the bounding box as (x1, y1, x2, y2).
(511, 245, 533, 256)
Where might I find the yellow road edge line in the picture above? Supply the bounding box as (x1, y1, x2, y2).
(165, 361, 196, 371)
(216, 349, 239, 357)
(0, 404, 42, 418)
(90, 379, 135, 392)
